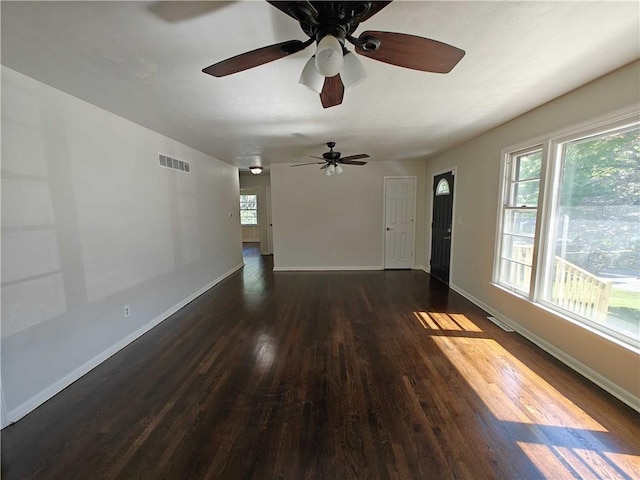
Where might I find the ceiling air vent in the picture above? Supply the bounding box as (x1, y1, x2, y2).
(159, 154, 190, 173)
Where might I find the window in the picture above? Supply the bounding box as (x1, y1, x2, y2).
(497, 147, 543, 295)
(436, 178, 451, 195)
(495, 114, 639, 348)
(239, 193, 258, 226)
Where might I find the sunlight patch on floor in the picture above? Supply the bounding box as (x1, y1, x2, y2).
(431, 334, 607, 431)
(603, 451, 640, 478)
(517, 442, 639, 479)
(413, 311, 483, 332)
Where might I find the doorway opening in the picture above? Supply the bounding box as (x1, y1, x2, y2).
(238, 172, 273, 259)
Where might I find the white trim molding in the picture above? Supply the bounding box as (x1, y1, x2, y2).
(4, 263, 244, 428)
(273, 266, 382, 272)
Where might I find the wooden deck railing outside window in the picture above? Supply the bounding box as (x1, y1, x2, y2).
(505, 244, 611, 322)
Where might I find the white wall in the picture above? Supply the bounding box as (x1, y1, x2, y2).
(271, 160, 426, 270)
(1, 66, 243, 425)
(241, 224, 261, 242)
(425, 60, 640, 408)
(239, 172, 271, 253)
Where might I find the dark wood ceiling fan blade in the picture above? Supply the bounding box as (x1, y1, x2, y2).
(340, 154, 370, 162)
(291, 161, 326, 167)
(202, 40, 308, 77)
(320, 75, 344, 108)
(309, 156, 326, 160)
(355, 31, 465, 73)
(340, 160, 368, 165)
(358, 1, 393, 22)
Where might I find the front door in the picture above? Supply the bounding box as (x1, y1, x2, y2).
(384, 177, 416, 269)
(430, 171, 455, 283)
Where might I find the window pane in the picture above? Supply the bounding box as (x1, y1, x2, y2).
(436, 178, 450, 196)
(542, 125, 640, 341)
(500, 259, 532, 293)
(499, 235, 535, 294)
(507, 150, 542, 207)
(240, 195, 257, 209)
(240, 211, 257, 225)
(510, 179, 540, 207)
(501, 235, 535, 264)
(503, 209, 537, 236)
(513, 150, 542, 181)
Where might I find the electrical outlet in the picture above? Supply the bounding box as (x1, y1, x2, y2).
(124, 305, 131, 318)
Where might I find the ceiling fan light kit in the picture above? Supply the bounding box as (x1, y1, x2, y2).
(202, 1, 466, 109)
(298, 56, 325, 93)
(314, 34, 344, 77)
(341, 52, 368, 90)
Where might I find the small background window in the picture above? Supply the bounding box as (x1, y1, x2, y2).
(240, 194, 258, 226)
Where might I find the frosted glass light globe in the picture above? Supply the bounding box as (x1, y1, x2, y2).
(315, 35, 343, 77)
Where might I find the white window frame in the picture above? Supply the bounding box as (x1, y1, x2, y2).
(239, 191, 258, 226)
(494, 107, 640, 350)
(494, 144, 546, 296)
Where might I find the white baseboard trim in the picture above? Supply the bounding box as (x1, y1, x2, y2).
(5, 263, 244, 427)
(273, 266, 383, 272)
(449, 282, 640, 413)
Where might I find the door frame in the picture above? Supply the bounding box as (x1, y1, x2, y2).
(265, 186, 273, 255)
(1, 376, 8, 428)
(382, 176, 417, 269)
(428, 167, 457, 279)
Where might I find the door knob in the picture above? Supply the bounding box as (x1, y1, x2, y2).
(386, 227, 393, 231)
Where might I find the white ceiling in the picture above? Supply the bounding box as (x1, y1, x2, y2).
(2, 1, 639, 171)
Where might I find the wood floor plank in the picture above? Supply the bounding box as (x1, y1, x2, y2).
(2, 244, 638, 479)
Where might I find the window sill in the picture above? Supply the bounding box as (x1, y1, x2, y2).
(491, 282, 640, 354)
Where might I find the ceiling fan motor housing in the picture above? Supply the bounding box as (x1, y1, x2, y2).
(293, 2, 376, 43)
(323, 141, 341, 161)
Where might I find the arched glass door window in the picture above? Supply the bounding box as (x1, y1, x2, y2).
(436, 178, 451, 196)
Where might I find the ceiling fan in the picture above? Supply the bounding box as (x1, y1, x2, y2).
(291, 141, 369, 175)
(202, 1, 465, 108)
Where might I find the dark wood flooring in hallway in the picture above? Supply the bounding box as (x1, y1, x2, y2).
(2, 243, 639, 479)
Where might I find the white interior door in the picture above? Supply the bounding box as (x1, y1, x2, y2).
(384, 177, 416, 269)
(265, 186, 273, 255)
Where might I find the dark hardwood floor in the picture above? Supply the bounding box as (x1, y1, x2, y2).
(2, 243, 639, 479)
